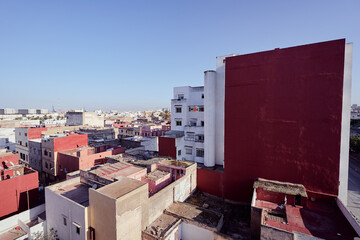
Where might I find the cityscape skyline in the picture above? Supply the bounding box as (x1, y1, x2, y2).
(0, 1, 359, 111)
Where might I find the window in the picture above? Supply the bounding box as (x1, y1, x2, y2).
(199, 106, 204, 112)
(197, 135, 204, 142)
(202, 93, 204, 99)
(19, 141, 22, 145)
(44, 150, 48, 156)
(178, 150, 181, 156)
(49, 151, 52, 157)
(175, 106, 182, 113)
(73, 222, 81, 235)
(201, 121, 204, 127)
(177, 94, 184, 99)
(5, 138, 9, 143)
(25, 133, 27, 137)
(176, 121, 182, 126)
(63, 217, 67, 226)
(45, 162, 48, 169)
(25, 142, 27, 147)
(185, 147, 192, 155)
(196, 149, 204, 157)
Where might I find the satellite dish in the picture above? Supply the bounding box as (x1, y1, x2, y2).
(92, 184, 97, 190)
(16, 171, 21, 176)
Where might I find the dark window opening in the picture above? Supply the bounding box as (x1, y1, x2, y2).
(295, 194, 301, 206)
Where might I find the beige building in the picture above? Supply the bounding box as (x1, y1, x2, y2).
(45, 159, 197, 240)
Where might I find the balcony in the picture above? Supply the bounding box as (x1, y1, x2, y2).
(184, 137, 195, 141)
(171, 98, 187, 103)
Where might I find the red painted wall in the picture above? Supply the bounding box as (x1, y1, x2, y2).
(54, 134, 88, 152)
(158, 137, 176, 159)
(57, 147, 125, 179)
(197, 168, 224, 198)
(28, 127, 47, 140)
(0, 153, 19, 166)
(224, 39, 345, 202)
(0, 170, 39, 218)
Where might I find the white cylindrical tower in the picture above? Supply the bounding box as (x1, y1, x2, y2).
(204, 70, 216, 167)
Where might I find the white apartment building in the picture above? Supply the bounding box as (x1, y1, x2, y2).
(15, 128, 30, 165)
(0, 128, 15, 151)
(171, 86, 205, 163)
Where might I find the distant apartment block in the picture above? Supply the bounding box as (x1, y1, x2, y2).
(36, 109, 49, 114)
(161, 86, 204, 163)
(66, 112, 104, 127)
(18, 109, 37, 115)
(0, 108, 16, 115)
(76, 127, 116, 143)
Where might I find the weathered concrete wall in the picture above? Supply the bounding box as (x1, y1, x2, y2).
(181, 222, 214, 240)
(45, 179, 88, 240)
(89, 188, 117, 240)
(250, 206, 263, 240)
(260, 225, 293, 240)
(148, 163, 196, 224)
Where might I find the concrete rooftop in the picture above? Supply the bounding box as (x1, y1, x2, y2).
(96, 176, 146, 199)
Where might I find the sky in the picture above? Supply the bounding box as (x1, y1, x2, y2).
(0, 1, 359, 111)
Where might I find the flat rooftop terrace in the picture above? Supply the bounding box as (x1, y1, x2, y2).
(144, 169, 169, 181)
(96, 176, 146, 199)
(185, 190, 251, 239)
(52, 180, 90, 207)
(144, 213, 181, 238)
(165, 202, 223, 231)
(256, 200, 358, 240)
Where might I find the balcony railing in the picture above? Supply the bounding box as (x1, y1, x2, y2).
(184, 137, 195, 141)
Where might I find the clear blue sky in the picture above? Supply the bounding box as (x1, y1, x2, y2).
(0, 1, 359, 111)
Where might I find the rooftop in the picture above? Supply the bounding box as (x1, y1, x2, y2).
(158, 159, 194, 168)
(52, 179, 90, 207)
(107, 155, 166, 167)
(256, 199, 357, 240)
(164, 202, 223, 231)
(143, 213, 181, 238)
(96, 176, 146, 199)
(185, 190, 251, 239)
(0, 150, 15, 158)
(144, 169, 170, 181)
(254, 178, 308, 198)
(59, 146, 93, 156)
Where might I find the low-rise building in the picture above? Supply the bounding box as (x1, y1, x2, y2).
(28, 139, 42, 172)
(18, 109, 37, 115)
(15, 127, 47, 165)
(66, 112, 104, 127)
(57, 146, 125, 179)
(0, 151, 39, 219)
(0, 108, 16, 115)
(41, 133, 88, 181)
(36, 109, 49, 114)
(251, 178, 358, 239)
(45, 159, 197, 240)
(0, 127, 15, 151)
